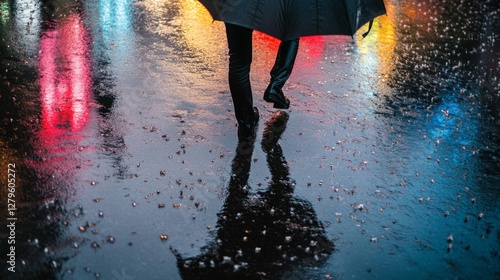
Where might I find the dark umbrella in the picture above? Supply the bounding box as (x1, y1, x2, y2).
(199, 0, 386, 41)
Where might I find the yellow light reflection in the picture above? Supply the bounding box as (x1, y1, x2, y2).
(178, 0, 226, 58)
(355, 4, 397, 80)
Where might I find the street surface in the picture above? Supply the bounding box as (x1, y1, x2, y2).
(0, 0, 499, 279)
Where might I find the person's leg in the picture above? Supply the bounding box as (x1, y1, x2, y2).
(264, 38, 299, 109)
(225, 23, 259, 138)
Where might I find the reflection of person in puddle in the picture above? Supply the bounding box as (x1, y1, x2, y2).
(174, 111, 333, 279)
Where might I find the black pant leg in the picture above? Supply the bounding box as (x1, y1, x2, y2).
(225, 23, 255, 125)
(268, 38, 300, 92)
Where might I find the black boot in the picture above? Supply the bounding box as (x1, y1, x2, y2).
(238, 107, 259, 140)
(264, 39, 299, 109)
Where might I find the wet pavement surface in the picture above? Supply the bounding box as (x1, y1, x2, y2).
(1, 0, 499, 279)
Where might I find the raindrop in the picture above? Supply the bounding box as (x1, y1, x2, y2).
(160, 234, 169, 241)
(285, 236, 292, 243)
(234, 249, 242, 258)
(478, 212, 483, 220)
(447, 235, 453, 243)
(90, 242, 100, 248)
(78, 226, 86, 232)
(444, 211, 450, 217)
(222, 256, 232, 264)
(73, 242, 79, 248)
(158, 203, 166, 208)
(94, 272, 101, 278)
(90, 181, 97, 186)
(93, 198, 101, 202)
(98, 211, 104, 218)
(370, 237, 378, 243)
(107, 236, 115, 243)
(255, 247, 261, 253)
(132, 202, 137, 207)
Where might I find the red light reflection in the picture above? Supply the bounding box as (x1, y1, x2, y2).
(39, 14, 91, 142)
(254, 31, 325, 70)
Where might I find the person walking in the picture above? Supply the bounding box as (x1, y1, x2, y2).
(200, 0, 385, 138)
(225, 22, 299, 139)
